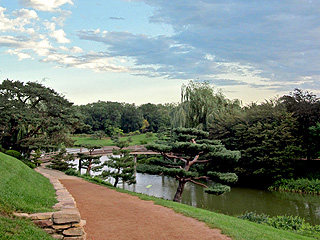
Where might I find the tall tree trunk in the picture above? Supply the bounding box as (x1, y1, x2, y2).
(78, 159, 82, 172)
(86, 160, 92, 175)
(173, 179, 186, 202)
(114, 177, 119, 187)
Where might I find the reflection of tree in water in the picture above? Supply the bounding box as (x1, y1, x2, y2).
(272, 191, 320, 225)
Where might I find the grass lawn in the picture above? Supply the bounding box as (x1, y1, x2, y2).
(71, 133, 158, 146)
(0, 216, 54, 240)
(0, 152, 57, 239)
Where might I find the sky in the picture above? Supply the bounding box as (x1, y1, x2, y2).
(0, 0, 320, 106)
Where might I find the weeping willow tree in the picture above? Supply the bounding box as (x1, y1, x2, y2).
(172, 81, 241, 131)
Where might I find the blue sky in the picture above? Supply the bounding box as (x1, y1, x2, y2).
(0, 0, 319, 105)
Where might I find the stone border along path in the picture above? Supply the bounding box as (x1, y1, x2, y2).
(19, 165, 232, 240)
(14, 166, 86, 240)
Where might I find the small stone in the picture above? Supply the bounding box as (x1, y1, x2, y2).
(64, 236, 86, 240)
(72, 220, 86, 228)
(13, 213, 29, 218)
(44, 228, 56, 234)
(52, 224, 72, 230)
(51, 234, 64, 239)
(29, 212, 53, 220)
(63, 227, 84, 236)
(33, 219, 53, 227)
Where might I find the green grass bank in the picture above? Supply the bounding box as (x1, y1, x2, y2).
(0, 152, 56, 239)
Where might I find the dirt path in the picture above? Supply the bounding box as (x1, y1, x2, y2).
(59, 178, 231, 240)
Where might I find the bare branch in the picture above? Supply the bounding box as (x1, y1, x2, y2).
(164, 165, 183, 169)
(195, 160, 210, 163)
(189, 179, 209, 188)
(165, 153, 187, 163)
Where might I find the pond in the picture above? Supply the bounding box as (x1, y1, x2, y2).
(75, 154, 320, 225)
(121, 173, 320, 225)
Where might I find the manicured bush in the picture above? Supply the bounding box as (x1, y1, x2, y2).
(205, 184, 231, 195)
(5, 150, 22, 159)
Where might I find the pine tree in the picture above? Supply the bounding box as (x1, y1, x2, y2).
(77, 144, 102, 175)
(101, 139, 136, 187)
(137, 128, 240, 202)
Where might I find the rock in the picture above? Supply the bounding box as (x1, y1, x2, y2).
(13, 212, 29, 218)
(29, 212, 53, 220)
(33, 219, 53, 228)
(64, 235, 86, 240)
(63, 227, 85, 236)
(72, 220, 86, 228)
(52, 209, 80, 224)
(52, 223, 72, 230)
(43, 228, 56, 234)
(51, 234, 64, 239)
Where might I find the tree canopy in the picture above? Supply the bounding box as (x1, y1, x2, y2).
(138, 127, 240, 202)
(0, 79, 79, 156)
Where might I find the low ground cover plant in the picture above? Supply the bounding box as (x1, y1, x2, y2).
(239, 212, 320, 239)
(269, 178, 320, 194)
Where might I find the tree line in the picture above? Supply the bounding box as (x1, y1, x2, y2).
(1, 79, 319, 189)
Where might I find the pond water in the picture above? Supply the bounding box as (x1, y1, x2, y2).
(75, 155, 320, 225)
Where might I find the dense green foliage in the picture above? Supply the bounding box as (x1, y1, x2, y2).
(269, 178, 320, 194)
(100, 139, 136, 187)
(140, 127, 240, 202)
(0, 152, 57, 214)
(281, 89, 320, 160)
(239, 212, 320, 239)
(210, 100, 304, 185)
(76, 101, 172, 136)
(49, 148, 75, 171)
(0, 79, 80, 157)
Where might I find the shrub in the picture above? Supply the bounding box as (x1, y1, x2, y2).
(64, 168, 81, 177)
(238, 212, 269, 224)
(129, 130, 140, 136)
(5, 150, 22, 160)
(238, 212, 320, 238)
(269, 178, 320, 194)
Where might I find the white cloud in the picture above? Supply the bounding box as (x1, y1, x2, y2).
(0, 7, 38, 32)
(50, 29, 70, 43)
(19, 0, 74, 12)
(6, 49, 33, 60)
(59, 45, 83, 53)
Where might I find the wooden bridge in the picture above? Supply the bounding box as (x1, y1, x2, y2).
(40, 145, 159, 162)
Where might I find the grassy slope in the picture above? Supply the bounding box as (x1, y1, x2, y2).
(71, 133, 158, 146)
(0, 152, 57, 213)
(0, 152, 56, 239)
